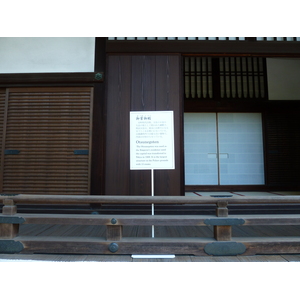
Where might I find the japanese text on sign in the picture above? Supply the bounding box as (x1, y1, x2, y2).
(130, 111, 175, 170)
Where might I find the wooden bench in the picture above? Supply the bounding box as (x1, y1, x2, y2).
(1, 194, 300, 256)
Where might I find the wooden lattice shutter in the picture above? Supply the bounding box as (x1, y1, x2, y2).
(2, 87, 93, 195)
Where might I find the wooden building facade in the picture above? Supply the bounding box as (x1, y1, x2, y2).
(0, 37, 300, 197)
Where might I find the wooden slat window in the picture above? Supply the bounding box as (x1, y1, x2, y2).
(184, 57, 213, 99)
(219, 57, 266, 99)
(1, 87, 93, 195)
(184, 56, 268, 101)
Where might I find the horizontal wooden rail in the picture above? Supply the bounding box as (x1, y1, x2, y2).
(1, 194, 300, 205)
(1, 194, 300, 256)
(1, 213, 300, 226)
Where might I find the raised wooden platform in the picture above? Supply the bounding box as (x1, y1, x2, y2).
(2, 194, 300, 257)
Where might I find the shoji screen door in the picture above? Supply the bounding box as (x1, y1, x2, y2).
(184, 113, 265, 185)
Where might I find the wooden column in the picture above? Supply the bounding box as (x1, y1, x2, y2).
(0, 198, 19, 239)
(214, 200, 231, 241)
(91, 37, 106, 195)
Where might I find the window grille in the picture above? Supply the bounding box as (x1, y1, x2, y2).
(219, 57, 266, 99)
(184, 56, 267, 100)
(184, 57, 213, 99)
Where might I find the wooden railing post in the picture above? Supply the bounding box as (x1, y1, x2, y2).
(106, 218, 123, 241)
(0, 198, 19, 239)
(214, 200, 231, 241)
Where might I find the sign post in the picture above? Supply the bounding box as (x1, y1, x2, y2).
(130, 111, 175, 259)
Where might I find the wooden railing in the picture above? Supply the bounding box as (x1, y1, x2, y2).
(1, 194, 300, 256)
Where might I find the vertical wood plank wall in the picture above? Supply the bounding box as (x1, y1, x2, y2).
(105, 54, 184, 195)
(0, 87, 93, 195)
(265, 111, 300, 188)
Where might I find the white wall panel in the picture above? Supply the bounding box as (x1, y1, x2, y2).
(0, 37, 95, 73)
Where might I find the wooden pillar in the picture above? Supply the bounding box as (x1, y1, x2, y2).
(91, 37, 106, 195)
(0, 198, 19, 239)
(214, 200, 231, 241)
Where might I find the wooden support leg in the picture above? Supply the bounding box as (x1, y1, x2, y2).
(106, 225, 123, 241)
(216, 200, 228, 217)
(0, 224, 19, 239)
(214, 200, 231, 241)
(214, 225, 232, 241)
(2, 199, 17, 215)
(0, 198, 19, 239)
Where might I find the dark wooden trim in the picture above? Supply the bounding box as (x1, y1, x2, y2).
(185, 185, 300, 192)
(107, 40, 300, 56)
(90, 38, 106, 195)
(184, 99, 300, 113)
(94, 38, 107, 72)
(0, 72, 103, 87)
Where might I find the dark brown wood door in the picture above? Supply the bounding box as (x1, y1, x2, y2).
(0, 87, 93, 195)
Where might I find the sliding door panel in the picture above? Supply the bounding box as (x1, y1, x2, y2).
(184, 112, 265, 186)
(218, 113, 265, 185)
(184, 113, 218, 185)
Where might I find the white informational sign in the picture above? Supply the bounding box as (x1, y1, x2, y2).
(130, 111, 175, 170)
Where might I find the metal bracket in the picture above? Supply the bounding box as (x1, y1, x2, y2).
(0, 216, 25, 224)
(95, 73, 104, 81)
(73, 150, 89, 155)
(4, 150, 20, 155)
(204, 218, 245, 226)
(204, 242, 246, 256)
(0, 240, 24, 254)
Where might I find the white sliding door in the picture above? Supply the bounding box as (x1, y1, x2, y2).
(184, 113, 265, 185)
(218, 113, 265, 185)
(184, 113, 218, 185)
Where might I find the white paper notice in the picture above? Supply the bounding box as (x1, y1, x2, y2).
(130, 111, 175, 170)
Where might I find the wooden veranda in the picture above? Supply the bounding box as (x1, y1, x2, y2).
(1, 193, 300, 257)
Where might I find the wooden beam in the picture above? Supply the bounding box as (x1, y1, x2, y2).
(0, 73, 103, 87)
(1, 194, 300, 205)
(6, 236, 300, 256)
(106, 40, 300, 56)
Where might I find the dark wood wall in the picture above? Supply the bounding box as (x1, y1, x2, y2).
(264, 109, 300, 189)
(105, 54, 184, 195)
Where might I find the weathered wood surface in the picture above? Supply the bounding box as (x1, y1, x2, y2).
(1, 253, 296, 262)
(8, 235, 300, 256)
(0, 223, 19, 238)
(2, 213, 300, 226)
(1, 194, 300, 205)
(2, 194, 300, 256)
(106, 225, 123, 241)
(0, 214, 224, 226)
